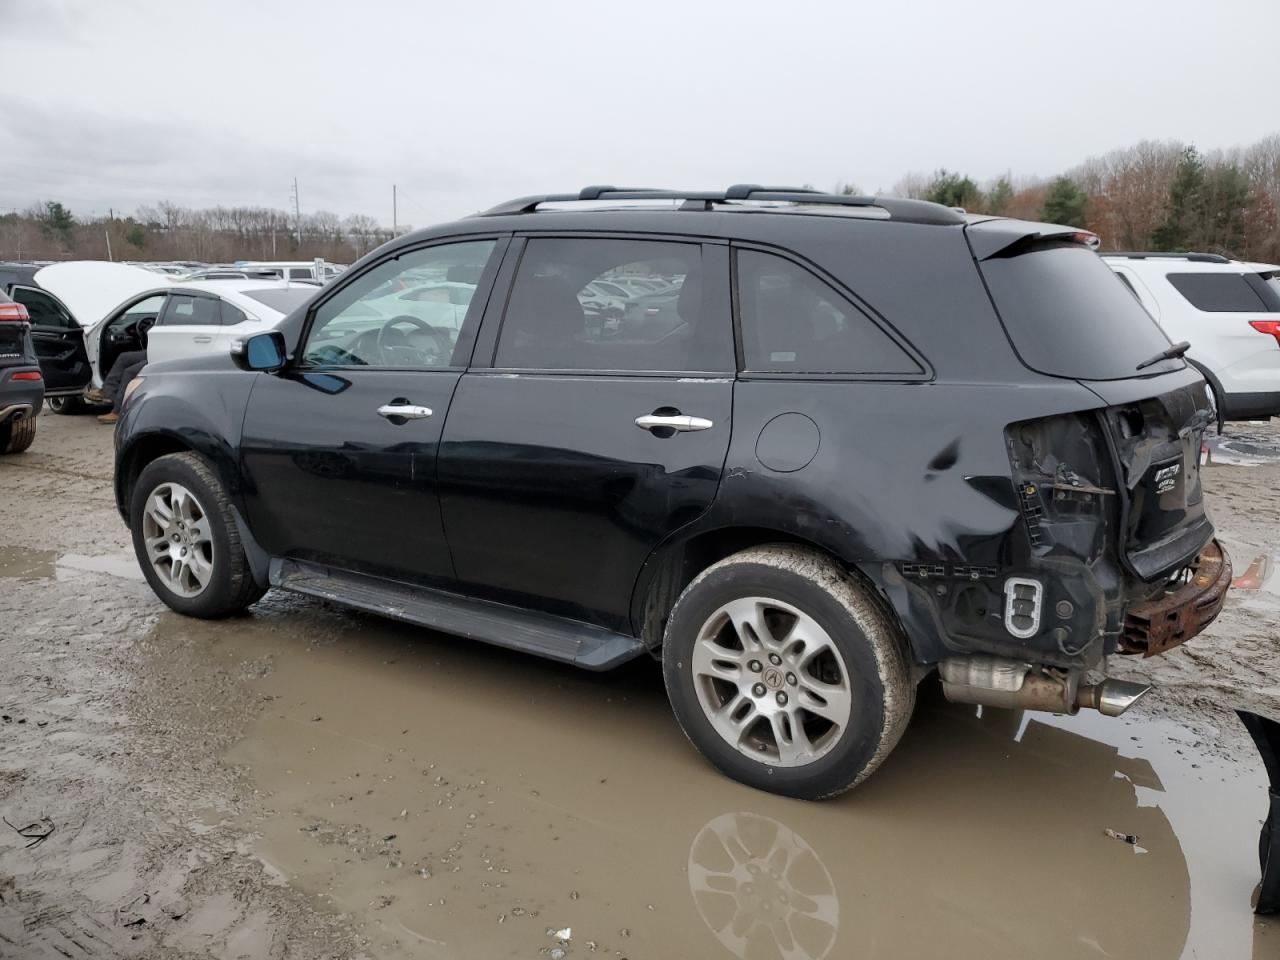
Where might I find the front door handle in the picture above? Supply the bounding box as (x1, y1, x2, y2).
(193, 335, 213, 343)
(378, 403, 433, 421)
(635, 413, 713, 433)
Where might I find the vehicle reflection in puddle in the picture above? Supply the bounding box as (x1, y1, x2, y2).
(0, 545, 143, 582)
(147, 605, 1277, 960)
(689, 812, 838, 960)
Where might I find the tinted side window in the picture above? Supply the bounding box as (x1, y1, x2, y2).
(288, 267, 313, 280)
(1166, 273, 1268, 312)
(220, 301, 249, 325)
(10, 287, 76, 329)
(495, 238, 731, 373)
(736, 250, 922, 375)
(303, 239, 496, 369)
(162, 295, 221, 326)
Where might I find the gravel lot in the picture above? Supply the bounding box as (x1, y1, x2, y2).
(0, 411, 1276, 959)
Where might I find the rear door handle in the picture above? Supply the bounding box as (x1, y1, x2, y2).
(378, 403, 433, 421)
(635, 413, 713, 433)
(193, 335, 213, 344)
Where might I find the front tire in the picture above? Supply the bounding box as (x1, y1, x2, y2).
(130, 452, 266, 618)
(663, 545, 914, 800)
(0, 416, 36, 454)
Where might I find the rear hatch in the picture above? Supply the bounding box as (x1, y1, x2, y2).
(970, 221, 1213, 580)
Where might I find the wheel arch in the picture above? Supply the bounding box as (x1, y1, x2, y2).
(630, 523, 904, 653)
(115, 430, 241, 524)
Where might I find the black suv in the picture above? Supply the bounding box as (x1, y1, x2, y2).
(0, 289, 43, 454)
(112, 186, 1230, 799)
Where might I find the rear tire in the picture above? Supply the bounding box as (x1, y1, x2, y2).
(130, 452, 266, 618)
(0, 416, 36, 454)
(47, 396, 85, 415)
(662, 544, 915, 800)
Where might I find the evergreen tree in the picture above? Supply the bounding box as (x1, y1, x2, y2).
(1200, 163, 1249, 254)
(1152, 146, 1205, 251)
(924, 169, 982, 209)
(985, 175, 1014, 215)
(1040, 176, 1088, 226)
(33, 201, 75, 248)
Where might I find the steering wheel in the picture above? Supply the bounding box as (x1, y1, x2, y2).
(376, 315, 451, 365)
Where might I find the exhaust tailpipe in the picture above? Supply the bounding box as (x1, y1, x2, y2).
(1076, 679, 1151, 717)
(940, 655, 1151, 717)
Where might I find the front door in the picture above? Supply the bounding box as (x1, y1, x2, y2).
(239, 237, 505, 585)
(7, 284, 91, 394)
(438, 236, 735, 632)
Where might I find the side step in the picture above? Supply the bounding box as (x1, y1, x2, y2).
(271, 559, 645, 671)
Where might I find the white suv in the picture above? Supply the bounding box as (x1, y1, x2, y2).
(1104, 253, 1280, 420)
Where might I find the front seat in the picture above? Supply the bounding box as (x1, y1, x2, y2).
(502, 275, 587, 368)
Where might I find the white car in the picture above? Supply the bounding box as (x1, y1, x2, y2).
(27, 262, 317, 412)
(1104, 252, 1280, 421)
(234, 260, 344, 282)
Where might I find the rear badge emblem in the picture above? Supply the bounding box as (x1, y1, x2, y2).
(1154, 463, 1181, 494)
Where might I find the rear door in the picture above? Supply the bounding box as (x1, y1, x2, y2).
(6, 285, 91, 394)
(437, 235, 735, 632)
(147, 291, 223, 363)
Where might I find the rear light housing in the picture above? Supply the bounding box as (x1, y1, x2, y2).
(0, 302, 30, 322)
(1249, 320, 1280, 347)
(11, 371, 41, 381)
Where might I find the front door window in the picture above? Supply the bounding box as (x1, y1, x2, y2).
(302, 240, 498, 369)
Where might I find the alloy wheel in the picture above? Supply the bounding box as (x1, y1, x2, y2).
(691, 597, 853, 767)
(141, 482, 214, 598)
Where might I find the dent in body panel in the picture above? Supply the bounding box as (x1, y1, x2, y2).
(679, 376, 1139, 666)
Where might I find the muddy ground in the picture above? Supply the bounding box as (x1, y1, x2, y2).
(1, 411, 1277, 960)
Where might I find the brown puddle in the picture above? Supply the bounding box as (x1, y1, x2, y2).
(144, 608, 1278, 960)
(0, 544, 144, 582)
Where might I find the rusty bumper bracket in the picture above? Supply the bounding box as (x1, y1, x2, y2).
(1120, 540, 1232, 657)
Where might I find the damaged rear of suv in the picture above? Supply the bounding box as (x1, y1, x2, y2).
(928, 222, 1227, 721)
(112, 186, 1228, 799)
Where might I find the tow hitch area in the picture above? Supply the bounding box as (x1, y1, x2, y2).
(1235, 710, 1280, 915)
(1120, 540, 1232, 656)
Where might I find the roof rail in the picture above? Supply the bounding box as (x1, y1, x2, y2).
(479, 185, 966, 226)
(1103, 251, 1233, 264)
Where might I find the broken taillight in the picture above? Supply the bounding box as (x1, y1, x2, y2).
(0, 302, 30, 322)
(1249, 320, 1280, 347)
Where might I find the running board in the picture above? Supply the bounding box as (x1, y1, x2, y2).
(271, 559, 645, 671)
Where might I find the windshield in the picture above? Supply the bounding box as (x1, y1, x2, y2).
(242, 288, 316, 315)
(979, 242, 1183, 380)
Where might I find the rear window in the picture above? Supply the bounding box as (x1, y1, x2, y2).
(736, 249, 922, 375)
(1166, 273, 1270, 312)
(980, 242, 1181, 380)
(242, 288, 315, 314)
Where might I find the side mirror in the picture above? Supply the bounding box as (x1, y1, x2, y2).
(233, 331, 287, 372)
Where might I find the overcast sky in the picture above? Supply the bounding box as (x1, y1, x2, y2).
(1, 0, 1275, 229)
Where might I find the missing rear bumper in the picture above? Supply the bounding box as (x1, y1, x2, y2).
(1119, 540, 1232, 657)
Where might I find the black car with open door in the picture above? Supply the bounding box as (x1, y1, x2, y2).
(0, 263, 93, 411)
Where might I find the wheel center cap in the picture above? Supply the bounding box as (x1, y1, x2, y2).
(762, 667, 784, 690)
